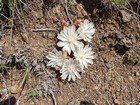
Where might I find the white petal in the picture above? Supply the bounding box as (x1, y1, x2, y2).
(73, 71, 81, 79)
(85, 59, 93, 64)
(61, 73, 68, 80)
(63, 45, 71, 55)
(70, 44, 76, 53)
(83, 61, 88, 68)
(47, 61, 56, 67)
(57, 35, 67, 41)
(68, 75, 72, 81)
(57, 41, 67, 47)
(71, 25, 76, 34)
(71, 75, 76, 81)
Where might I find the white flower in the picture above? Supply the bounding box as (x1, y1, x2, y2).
(47, 48, 66, 67)
(77, 19, 96, 42)
(74, 44, 94, 69)
(60, 59, 83, 81)
(57, 25, 82, 55)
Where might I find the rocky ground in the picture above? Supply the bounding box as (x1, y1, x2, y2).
(0, 0, 140, 105)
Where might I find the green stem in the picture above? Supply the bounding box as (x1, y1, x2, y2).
(19, 69, 30, 89)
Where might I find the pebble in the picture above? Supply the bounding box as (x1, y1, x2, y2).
(120, 10, 131, 23)
(100, 24, 104, 29)
(136, 72, 140, 76)
(95, 99, 102, 105)
(80, 88, 85, 92)
(94, 86, 98, 90)
(128, 76, 134, 81)
(114, 99, 120, 105)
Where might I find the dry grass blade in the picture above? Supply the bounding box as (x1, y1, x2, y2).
(31, 28, 56, 32)
(10, 69, 30, 94)
(64, 0, 73, 24)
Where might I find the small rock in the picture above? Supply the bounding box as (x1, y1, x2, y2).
(128, 76, 134, 81)
(94, 86, 98, 90)
(80, 88, 85, 92)
(68, 99, 80, 105)
(114, 99, 120, 105)
(0, 96, 16, 105)
(95, 99, 102, 105)
(107, 19, 112, 24)
(138, 23, 140, 29)
(120, 10, 131, 23)
(134, 71, 140, 76)
(105, 62, 113, 69)
(21, 32, 29, 43)
(100, 24, 104, 29)
(80, 101, 94, 105)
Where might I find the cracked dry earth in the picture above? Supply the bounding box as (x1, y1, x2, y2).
(0, 0, 140, 105)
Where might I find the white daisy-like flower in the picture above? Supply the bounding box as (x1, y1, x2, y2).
(74, 44, 94, 69)
(57, 25, 82, 55)
(60, 58, 83, 81)
(47, 48, 66, 67)
(77, 19, 96, 42)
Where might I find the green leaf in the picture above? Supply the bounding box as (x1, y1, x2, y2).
(0, 0, 3, 11)
(27, 88, 39, 98)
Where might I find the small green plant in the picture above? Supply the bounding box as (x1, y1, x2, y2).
(0, 63, 2, 70)
(0, 0, 21, 17)
(27, 88, 39, 99)
(7, 0, 14, 16)
(109, 0, 126, 7)
(0, 0, 3, 11)
(0, 63, 4, 73)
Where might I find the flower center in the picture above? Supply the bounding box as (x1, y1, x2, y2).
(68, 36, 75, 43)
(78, 53, 83, 59)
(82, 28, 86, 34)
(69, 64, 75, 70)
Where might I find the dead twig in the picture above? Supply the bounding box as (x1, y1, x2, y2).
(31, 28, 56, 32)
(0, 13, 10, 20)
(67, 83, 74, 94)
(0, 74, 9, 98)
(123, 6, 140, 17)
(50, 90, 57, 105)
(64, 0, 73, 24)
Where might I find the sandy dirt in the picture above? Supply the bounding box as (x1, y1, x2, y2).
(0, 0, 140, 105)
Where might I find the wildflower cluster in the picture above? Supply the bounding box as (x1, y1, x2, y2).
(47, 19, 96, 81)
